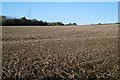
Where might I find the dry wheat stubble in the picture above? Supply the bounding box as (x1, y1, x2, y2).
(2, 24, 119, 79)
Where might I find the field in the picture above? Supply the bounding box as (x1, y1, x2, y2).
(2, 24, 119, 79)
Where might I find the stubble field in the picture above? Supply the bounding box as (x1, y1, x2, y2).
(2, 25, 119, 79)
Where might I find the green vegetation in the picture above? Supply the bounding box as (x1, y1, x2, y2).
(115, 22, 120, 24)
(98, 23, 102, 25)
(1, 16, 77, 26)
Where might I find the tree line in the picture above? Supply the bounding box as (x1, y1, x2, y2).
(0, 16, 77, 26)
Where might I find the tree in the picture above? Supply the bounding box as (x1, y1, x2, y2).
(68, 23, 72, 25)
(31, 19, 38, 22)
(2, 15, 70, 26)
(0, 16, 7, 25)
(20, 17, 27, 23)
(73, 23, 77, 25)
(21, 17, 27, 20)
(98, 23, 102, 25)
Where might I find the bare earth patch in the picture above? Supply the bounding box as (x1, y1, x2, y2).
(2, 24, 119, 79)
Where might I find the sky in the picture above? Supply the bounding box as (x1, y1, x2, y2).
(2, 0, 120, 2)
(2, 2, 118, 25)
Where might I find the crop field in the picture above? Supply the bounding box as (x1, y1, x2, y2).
(2, 24, 119, 79)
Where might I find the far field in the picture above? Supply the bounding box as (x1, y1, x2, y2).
(2, 24, 119, 79)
